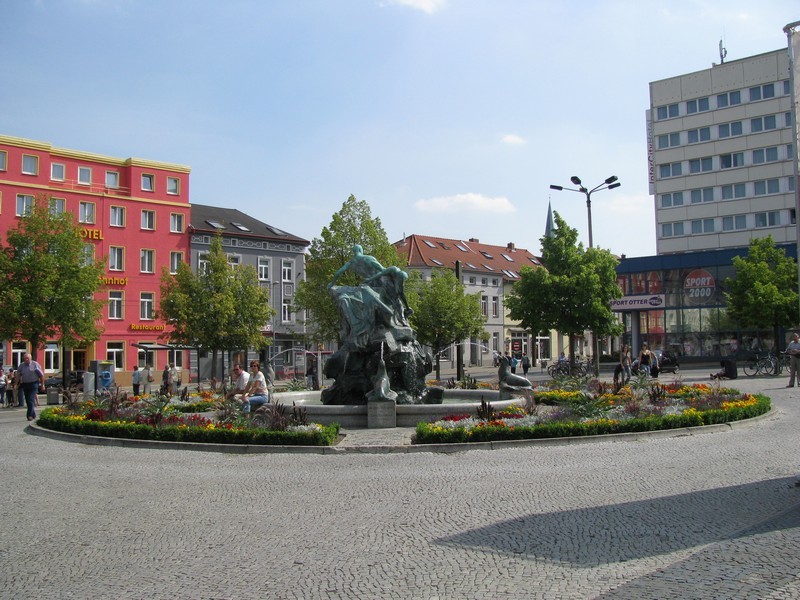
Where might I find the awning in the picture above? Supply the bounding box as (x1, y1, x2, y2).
(130, 342, 196, 351)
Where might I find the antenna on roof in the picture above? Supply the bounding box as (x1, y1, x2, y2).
(719, 39, 727, 64)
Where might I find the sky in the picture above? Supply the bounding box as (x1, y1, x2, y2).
(1, 1, 798, 258)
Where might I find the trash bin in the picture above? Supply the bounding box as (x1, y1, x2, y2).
(46, 388, 60, 405)
(722, 358, 738, 379)
(100, 370, 112, 390)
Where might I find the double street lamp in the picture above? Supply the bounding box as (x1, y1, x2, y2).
(549, 175, 621, 249)
(549, 175, 622, 375)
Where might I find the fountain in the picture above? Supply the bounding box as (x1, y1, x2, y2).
(279, 245, 532, 428)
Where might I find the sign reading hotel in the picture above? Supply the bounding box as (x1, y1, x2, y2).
(611, 295, 665, 311)
(683, 269, 715, 305)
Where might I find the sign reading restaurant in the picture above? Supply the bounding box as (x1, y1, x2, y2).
(611, 295, 666, 311)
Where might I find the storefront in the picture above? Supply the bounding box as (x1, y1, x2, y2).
(614, 244, 797, 360)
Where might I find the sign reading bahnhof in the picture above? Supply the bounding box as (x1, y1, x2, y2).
(611, 295, 666, 311)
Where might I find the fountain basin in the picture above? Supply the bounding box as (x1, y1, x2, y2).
(274, 389, 522, 427)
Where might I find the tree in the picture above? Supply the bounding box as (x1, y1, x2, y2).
(406, 269, 486, 380)
(293, 195, 405, 345)
(159, 234, 273, 377)
(0, 195, 104, 360)
(506, 212, 622, 367)
(724, 235, 798, 351)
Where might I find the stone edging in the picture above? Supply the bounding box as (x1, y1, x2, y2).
(25, 407, 775, 455)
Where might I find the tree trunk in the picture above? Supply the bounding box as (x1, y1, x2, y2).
(435, 353, 441, 381)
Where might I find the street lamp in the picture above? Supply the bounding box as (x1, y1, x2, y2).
(549, 175, 620, 249)
(549, 175, 622, 375)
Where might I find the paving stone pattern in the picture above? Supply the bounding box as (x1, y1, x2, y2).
(1, 371, 799, 599)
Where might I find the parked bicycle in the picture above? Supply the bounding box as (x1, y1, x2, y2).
(742, 352, 777, 377)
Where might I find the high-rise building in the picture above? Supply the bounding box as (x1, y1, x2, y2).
(648, 48, 796, 255)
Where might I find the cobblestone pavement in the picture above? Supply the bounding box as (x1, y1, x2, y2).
(1, 370, 799, 599)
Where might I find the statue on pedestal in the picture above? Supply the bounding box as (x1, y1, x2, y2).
(322, 245, 432, 405)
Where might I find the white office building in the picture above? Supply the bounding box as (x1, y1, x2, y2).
(649, 48, 797, 255)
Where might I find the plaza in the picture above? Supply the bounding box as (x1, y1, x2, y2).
(1, 368, 799, 599)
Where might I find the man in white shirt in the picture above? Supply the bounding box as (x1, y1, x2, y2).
(226, 364, 250, 400)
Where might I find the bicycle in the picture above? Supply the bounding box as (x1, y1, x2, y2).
(774, 352, 791, 375)
(742, 352, 777, 377)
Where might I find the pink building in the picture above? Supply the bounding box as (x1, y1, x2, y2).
(0, 134, 191, 385)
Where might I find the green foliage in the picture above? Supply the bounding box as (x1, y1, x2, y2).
(293, 195, 404, 344)
(724, 235, 798, 348)
(159, 234, 274, 372)
(506, 211, 622, 359)
(406, 268, 486, 377)
(0, 196, 104, 357)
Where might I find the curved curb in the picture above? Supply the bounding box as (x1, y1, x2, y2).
(25, 406, 776, 455)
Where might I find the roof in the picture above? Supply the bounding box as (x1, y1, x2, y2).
(190, 203, 310, 246)
(394, 234, 543, 282)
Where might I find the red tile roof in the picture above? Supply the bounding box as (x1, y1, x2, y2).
(394, 234, 542, 281)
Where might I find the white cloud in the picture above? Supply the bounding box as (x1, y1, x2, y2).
(381, 0, 447, 15)
(501, 133, 526, 145)
(414, 193, 516, 214)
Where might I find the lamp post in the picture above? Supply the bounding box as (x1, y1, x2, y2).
(549, 175, 621, 375)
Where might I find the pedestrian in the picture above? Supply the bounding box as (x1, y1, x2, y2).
(17, 353, 44, 421)
(637, 343, 653, 378)
(242, 360, 269, 413)
(131, 365, 141, 397)
(5, 368, 15, 407)
(510, 355, 518, 374)
(785, 332, 800, 387)
(521, 355, 530, 377)
(0, 368, 6, 407)
(169, 362, 179, 395)
(305, 356, 317, 390)
(161, 364, 170, 395)
(143, 365, 153, 395)
(620, 344, 632, 384)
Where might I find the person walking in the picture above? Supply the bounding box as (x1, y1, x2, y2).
(17, 353, 44, 421)
(521, 355, 530, 377)
(142, 365, 153, 396)
(131, 365, 141, 397)
(620, 344, 633, 384)
(637, 343, 653, 378)
(0, 368, 6, 408)
(5, 368, 15, 407)
(169, 363, 179, 395)
(161, 364, 170, 395)
(785, 332, 800, 387)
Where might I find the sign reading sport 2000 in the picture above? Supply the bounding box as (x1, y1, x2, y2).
(611, 295, 665, 311)
(683, 269, 716, 305)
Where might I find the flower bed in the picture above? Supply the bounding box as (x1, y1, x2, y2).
(36, 395, 339, 446)
(415, 381, 770, 444)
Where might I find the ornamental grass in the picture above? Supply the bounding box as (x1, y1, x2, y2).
(415, 379, 770, 444)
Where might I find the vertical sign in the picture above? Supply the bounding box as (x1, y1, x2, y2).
(645, 109, 655, 195)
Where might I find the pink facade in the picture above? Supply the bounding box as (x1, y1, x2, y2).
(0, 135, 191, 384)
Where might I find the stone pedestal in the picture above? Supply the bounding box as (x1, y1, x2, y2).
(367, 399, 396, 428)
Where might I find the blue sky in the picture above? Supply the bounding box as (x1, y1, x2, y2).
(2, 1, 797, 258)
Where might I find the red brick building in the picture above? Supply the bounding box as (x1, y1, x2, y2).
(0, 134, 190, 384)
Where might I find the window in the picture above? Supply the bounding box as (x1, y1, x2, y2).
(16, 194, 34, 216)
(79, 201, 95, 224)
(140, 249, 154, 273)
(281, 298, 292, 322)
(751, 115, 777, 132)
(768, 179, 780, 194)
(722, 215, 747, 231)
(109, 247, 124, 271)
(687, 128, 710, 144)
(22, 154, 38, 175)
(658, 132, 681, 148)
(0, 150, 6, 171)
(51, 163, 65, 181)
(231, 222, 250, 232)
(721, 184, 746, 200)
(109, 291, 123, 319)
(167, 177, 180, 195)
(78, 167, 91, 185)
(141, 174, 154, 191)
(423, 239, 436, 247)
(226, 254, 240, 267)
(110, 206, 125, 227)
(491, 296, 499, 318)
(689, 157, 712, 173)
(755, 211, 780, 228)
(257, 257, 270, 281)
(785, 80, 791, 95)
(762, 83, 775, 99)
(659, 162, 682, 178)
(198, 253, 209, 274)
(690, 188, 714, 203)
(468, 276, 476, 285)
(170, 213, 184, 233)
(282, 260, 293, 282)
(766, 147, 778, 162)
(140, 293, 154, 319)
(661, 222, 684, 237)
(170, 252, 183, 274)
(720, 152, 744, 169)
(81, 244, 94, 266)
(686, 97, 709, 113)
(661, 192, 684, 208)
(788, 112, 794, 127)
(106, 171, 119, 189)
(656, 103, 679, 119)
(106, 342, 124, 370)
(481, 277, 488, 286)
(750, 86, 762, 101)
(49, 197, 65, 215)
(44, 343, 60, 372)
(691, 219, 714, 234)
(480, 296, 488, 317)
(141, 210, 155, 230)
